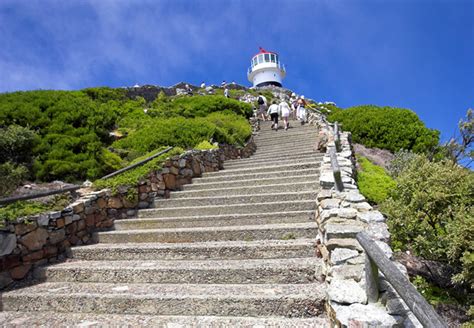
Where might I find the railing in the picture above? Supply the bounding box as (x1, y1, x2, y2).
(329, 121, 344, 192)
(0, 147, 175, 206)
(247, 62, 286, 75)
(0, 185, 81, 206)
(356, 232, 447, 328)
(100, 146, 174, 179)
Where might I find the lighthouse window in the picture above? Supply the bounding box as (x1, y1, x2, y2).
(257, 55, 263, 64)
(270, 54, 276, 63)
(253, 58, 258, 66)
(264, 54, 270, 62)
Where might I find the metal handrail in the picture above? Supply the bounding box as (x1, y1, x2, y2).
(356, 232, 447, 327)
(100, 146, 174, 180)
(0, 185, 81, 206)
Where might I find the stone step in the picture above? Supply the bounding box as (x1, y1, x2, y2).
(253, 144, 316, 155)
(116, 210, 314, 230)
(95, 222, 318, 243)
(70, 238, 317, 261)
(183, 175, 319, 191)
(0, 312, 330, 327)
(201, 161, 321, 177)
(154, 191, 318, 208)
(35, 257, 323, 284)
(141, 200, 316, 218)
(224, 156, 319, 170)
(254, 132, 316, 142)
(2, 282, 326, 317)
(170, 181, 318, 198)
(226, 150, 321, 163)
(254, 138, 316, 148)
(194, 168, 320, 183)
(224, 154, 322, 169)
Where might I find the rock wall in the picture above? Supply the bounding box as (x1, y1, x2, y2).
(309, 110, 422, 327)
(0, 139, 256, 290)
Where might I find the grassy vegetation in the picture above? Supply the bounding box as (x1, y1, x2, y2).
(356, 156, 396, 204)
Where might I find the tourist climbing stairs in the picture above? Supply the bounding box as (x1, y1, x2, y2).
(1, 121, 329, 327)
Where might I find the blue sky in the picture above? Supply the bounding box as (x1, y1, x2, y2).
(1, 0, 473, 141)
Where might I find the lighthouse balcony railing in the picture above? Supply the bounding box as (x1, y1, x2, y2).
(248, 62, 286, 75)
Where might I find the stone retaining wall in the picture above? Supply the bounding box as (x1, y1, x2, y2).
(309, 111, 422, 327)
(0, 139, 256, 290)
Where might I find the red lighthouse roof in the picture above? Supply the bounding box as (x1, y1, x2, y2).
(253, 47, 277, 57)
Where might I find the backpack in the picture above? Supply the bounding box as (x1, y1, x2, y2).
(257, 96, 264, 105)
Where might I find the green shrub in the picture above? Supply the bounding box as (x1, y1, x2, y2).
(0, 162, 29, 196)
(0, 125, 39, 165)
(356, 156, 396, 204)
(328, 105, 440, 153)
(381, 155, 474, 287)
(194, 140, 218, 150)
(93, 147, 184, 193)
(149, 95, 252, 118)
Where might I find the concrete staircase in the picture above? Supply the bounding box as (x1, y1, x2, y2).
(0, 121, 329, 327)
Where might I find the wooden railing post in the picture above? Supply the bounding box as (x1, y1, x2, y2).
(365, 254, 379, 303)
(329, 148, 344, 192)
(334, 121, 341, 152)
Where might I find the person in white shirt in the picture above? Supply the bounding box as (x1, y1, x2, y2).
(257, 93, 268, 121)
(267, 100, 280, 130)
(279, 99, 291, 130)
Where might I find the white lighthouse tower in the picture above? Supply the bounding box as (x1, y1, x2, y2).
(247, 47, 286, 88)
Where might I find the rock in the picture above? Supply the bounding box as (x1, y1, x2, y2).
(169, 166, 179, 175)
(10, 263, 32, 280)
(22, 250, 45, 262)
(82, 180, 93, 187)
(37, 214, 50, 226)
(20, 228, 48, 251)
(333, 302, 402, 327)
(55, 218, 65, 228)
(326, 238, 362, 252)
(15, 221, 38, 236)
(352, 202, 373, 211)
(367, 222, 390, 242)
(344, 191, 365, 203)
(330, 248, 359, 265)
(325, 223, 365, 240)
(179, 158, 187, 168)
(72, 202, 85, 213)
(72, 214, 81, 222)
(48, 229, 66, 244)
(358, 211, 385, 223)
(108, 197, 123, 209)
(320, 198, 341, 209)
(327, 279, 367, 304)
(338, 208, 358, 219)
(49, 211, 62, 220)
(0, 232, 17, 256)
(317, 189, 333, 201)
(331, 263, 364, 282)
(163, 173, 177, 190)
(320, 172, 334, 187)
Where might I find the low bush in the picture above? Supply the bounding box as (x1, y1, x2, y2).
(194, 140, 218, 150)
(356, 156, 396, 204)
(328, 105, 440, 154)
(381, 155, 474, 288)
(0, 162, 29, 196)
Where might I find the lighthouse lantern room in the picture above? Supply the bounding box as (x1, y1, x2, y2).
(247, 47, 286, 88)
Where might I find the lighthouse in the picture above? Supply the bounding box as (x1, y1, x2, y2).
(247, 47, 286, 88)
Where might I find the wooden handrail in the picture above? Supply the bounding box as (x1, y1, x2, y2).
(334, 121, 341, 152)
(100, 146, 174, 180)
(356, 232, 447, 328)
(0, 185, 81, 206)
